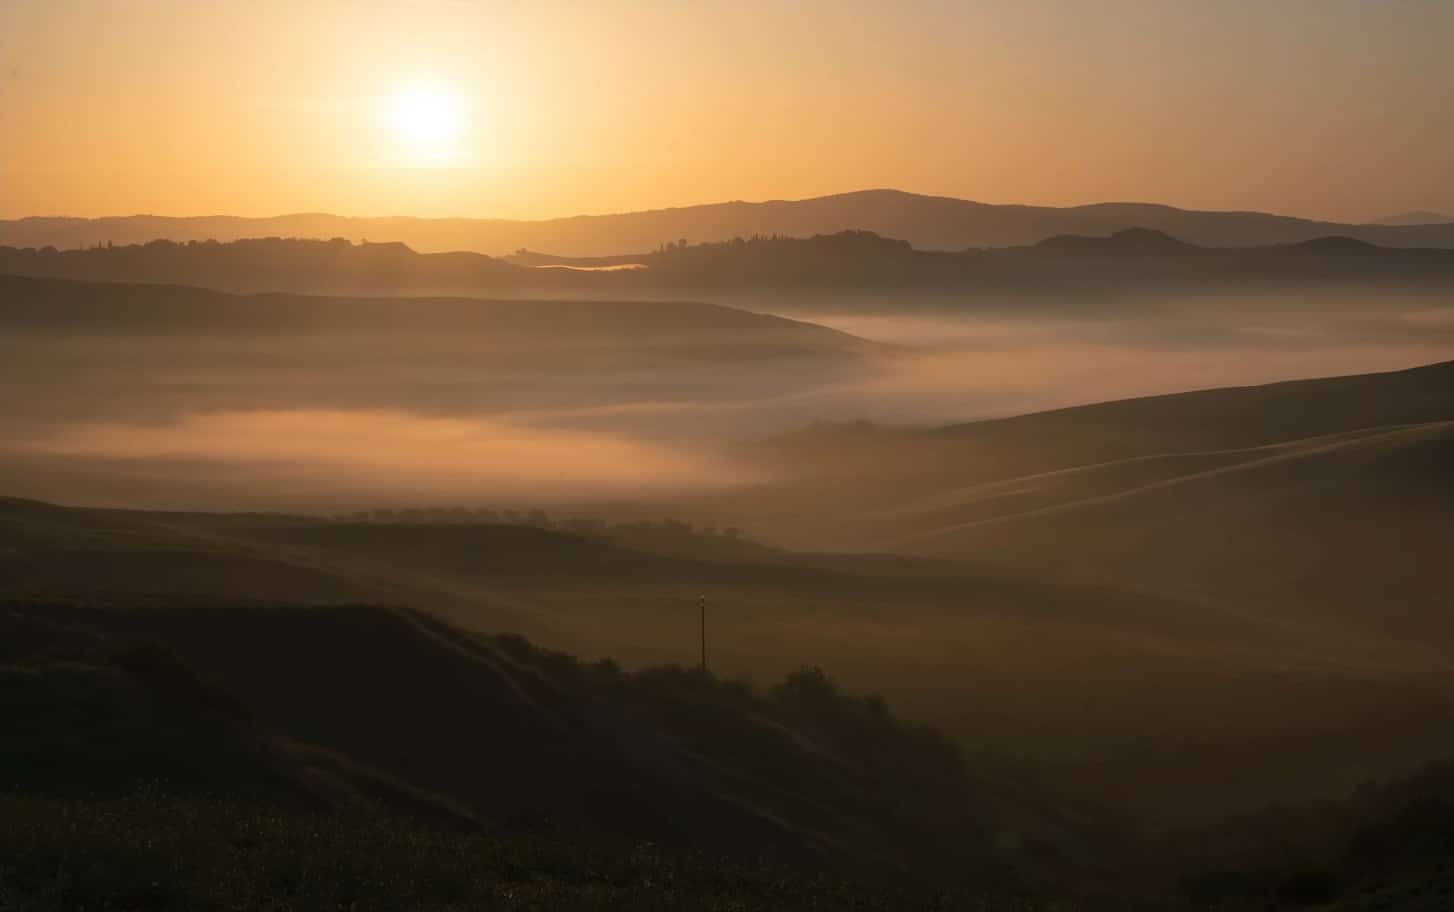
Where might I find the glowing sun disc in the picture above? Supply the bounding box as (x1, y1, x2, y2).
(385, 81, 466, 161)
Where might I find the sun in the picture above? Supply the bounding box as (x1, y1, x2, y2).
(384, 81, 466, 165)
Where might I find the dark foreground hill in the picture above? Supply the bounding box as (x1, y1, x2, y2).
(7, 349, 1454, 906)
(5, 489, 1453, 839)
(0, 599, 993, 870)
(7, 189, 1454, 255)
(7, 519, 1454, 909)
(1, 598, 1038, 909)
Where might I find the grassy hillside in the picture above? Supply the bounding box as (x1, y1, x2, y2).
(5, 361, 1453, 906)
(0, 596, 1032, 901)
(905, 421, 1454, 637)
(747, 359, 1454, 493)
(7, 513, 1454, 909)
(5, 493, 1452, 832)
(727, 362, 1454, 640)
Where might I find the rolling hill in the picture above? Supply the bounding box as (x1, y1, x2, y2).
(0, 271, 888, 517)
(6, 361, 1454, 904)
(11, 584, 1454, 909)
(5, 489, 1452, 831)
(0, 271, 867, 353)
(5, 228, 1452, 307)
(0, 596, 995, 870)
(2, 593, 1038, 909)
(723, 361, 1454, 644)
(1371, 211, 1454, 226)
(7, 189, 1454, 255)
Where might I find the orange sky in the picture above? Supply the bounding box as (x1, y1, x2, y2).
(2, 0, 1451, 223)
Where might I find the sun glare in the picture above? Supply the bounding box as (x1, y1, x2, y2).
(385, 81, 466, 165)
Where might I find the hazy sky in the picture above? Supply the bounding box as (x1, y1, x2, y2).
(2, 0, 1451, 222)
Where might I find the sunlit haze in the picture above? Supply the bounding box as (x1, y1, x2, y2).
(4, 5, 1454, 908)
(3, 0, 1452, 221)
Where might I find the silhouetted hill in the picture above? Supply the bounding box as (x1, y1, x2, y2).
(1280, 235, 1383, 253)
(1170, 758, 1454, 910)
(0, 235, 526, 296)
(0, 598, 1025, 907)
(0, 588, 1017, 868)
(1033, 227, 1197, 254)
(0, 614, 481, 827)
(8, 189, 1454, 256)
(0, 273, 876, 363)
(5, 229, 1453, 303)
(6, 490, 1452, 837)
(5, 493, 1454, 906)
(1370, 210, 1454, 226)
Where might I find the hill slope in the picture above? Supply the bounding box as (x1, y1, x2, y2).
(0, 272, 868, 357)
(729, 361, 1454, 640)
(3, 595, 1047, 909)
(3, 598, 998, 871)
(5, 492, 1453, 829)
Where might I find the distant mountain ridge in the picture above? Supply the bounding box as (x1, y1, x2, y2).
(5, 228, 1452, 303)
(7, 189, 1454, 256)
(1370, 210, 1454, 226)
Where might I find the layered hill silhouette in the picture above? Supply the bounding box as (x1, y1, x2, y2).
(8, 190, 1454, 255)
(1371, 210, 1454, 226)
(0, 272, 874, 364)
(727, 360, 1454, 645)
(7, 360, 1454, 906)
(4, 227, 1452, 303)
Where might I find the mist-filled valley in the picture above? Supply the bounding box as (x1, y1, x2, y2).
(7, 3, 1454, 899)
(5, 215, 1454, 910)
(3, 247, 1451, 513)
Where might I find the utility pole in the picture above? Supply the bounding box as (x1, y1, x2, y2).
(699, 595, 707, 673)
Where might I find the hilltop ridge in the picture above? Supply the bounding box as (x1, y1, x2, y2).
(5, 227, 1452, 302)
(8, 189, 1454, 256)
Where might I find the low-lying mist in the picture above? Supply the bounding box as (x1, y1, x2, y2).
(776, 286, 1454, 425)
(5, 276, 1454, 848)
(2, 282, 1451, 515)
(18, 409, 757, 512)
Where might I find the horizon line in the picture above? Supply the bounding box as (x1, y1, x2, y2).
(3, 187, 1415, 227)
